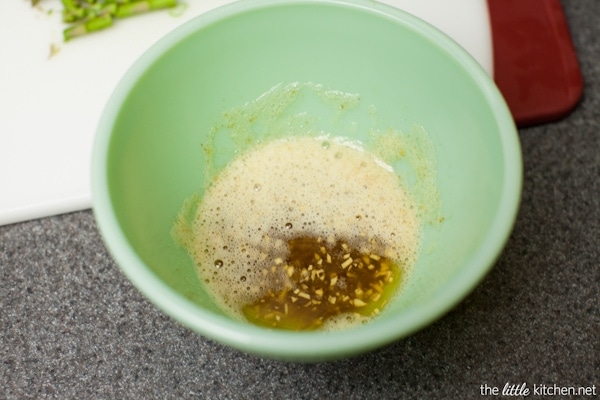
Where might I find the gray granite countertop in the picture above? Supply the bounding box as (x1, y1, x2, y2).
(1, 1, 598, 398)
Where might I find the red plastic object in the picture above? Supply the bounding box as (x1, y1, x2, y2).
(488, 0, 583, 127)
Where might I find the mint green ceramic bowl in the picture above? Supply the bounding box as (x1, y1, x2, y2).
(92, 0, 522, 361)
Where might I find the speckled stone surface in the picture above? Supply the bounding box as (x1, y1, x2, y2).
(1, 1, 598, 398)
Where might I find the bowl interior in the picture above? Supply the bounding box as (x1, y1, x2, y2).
(94, 0, 521, 360)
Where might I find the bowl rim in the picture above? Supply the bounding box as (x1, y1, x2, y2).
(92, 0, 522, 361)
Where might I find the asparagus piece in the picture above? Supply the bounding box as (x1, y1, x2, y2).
(63, 13, 113, 41)
(116, 0, 177, 18)
(57, 0, 179, 41)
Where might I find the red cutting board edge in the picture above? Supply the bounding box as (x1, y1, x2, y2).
(488, 0, 583, 127)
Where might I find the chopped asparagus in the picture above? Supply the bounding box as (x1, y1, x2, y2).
(116, 0, 177, 18)
(33, 0, 180, 41)
(63, 13, 113, 41)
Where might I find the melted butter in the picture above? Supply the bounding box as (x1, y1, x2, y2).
(173, 82, 442, 331)
(175, 136, 420, 331)
(243, 236, 401, 331)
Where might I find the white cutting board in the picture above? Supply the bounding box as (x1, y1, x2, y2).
(0, 0, 492, 226)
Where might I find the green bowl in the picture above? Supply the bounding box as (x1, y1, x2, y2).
(92, 0, 522, 361)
